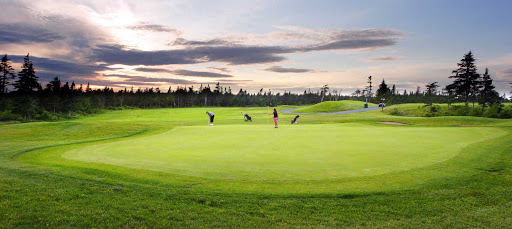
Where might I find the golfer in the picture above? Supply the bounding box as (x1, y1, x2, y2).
(206, 111, 214, 126)
(272, 108, 278, 128)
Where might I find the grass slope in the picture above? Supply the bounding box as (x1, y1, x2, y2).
(294, 100, 376, 113)
(1, 106, 512, 227)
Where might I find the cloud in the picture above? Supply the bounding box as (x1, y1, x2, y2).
(89, 28, 402, 66)
(171, 69, 233, 78)
(127, 22, 181, 34)
(134, 67, 173, 73)
(262, 66, 315, 73)
(495, 68, 512, 82)
(89, 44, 288, 65)
(300, 39, 396, 52)
(207, 67, 232, 72)
(10, 55, 109, 77)
(105, 74, 196, 84)
(171, 38, 231, 46)
(0, 24, 64, 44)
(361, 56, 403, 62)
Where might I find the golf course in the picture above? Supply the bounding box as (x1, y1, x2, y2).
(2, 101, 512, 227)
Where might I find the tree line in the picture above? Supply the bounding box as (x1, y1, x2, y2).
(366, 51, 509, 117)
(0, 52, 510, 121)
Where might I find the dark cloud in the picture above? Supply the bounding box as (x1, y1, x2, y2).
(127, 23, 180, 34)
(207, 67, 232, 72)
(262, 66, 315, 73)
(105, 74, 196, 84)
(89, 29, 401, 66)
(89, 44, 288, 66)
(171, 38, 230, 46)
(0, 24, 64, 44)
(134, 67, 173, 73)
(300, 39, 396, 52)
(10, 55, 109, 77)
(172, 69, 233, 78)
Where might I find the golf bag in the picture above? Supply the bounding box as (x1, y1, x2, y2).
(291, 115, 300, 124)
(241, 112, 252, 122)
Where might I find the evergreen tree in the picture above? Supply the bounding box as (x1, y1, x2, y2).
(425, 82, 439, 112)
(320, 84, 329, 102)
(14, 53, 39, 94)
(446, 51, 481, 103)
(479, 68, 499, 112)
(47, 76, 61, 93)
(376, 79, 390, 98)
(0, 54, 16, 94)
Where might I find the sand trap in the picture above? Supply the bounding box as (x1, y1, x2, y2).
(377, 121, 410, 125)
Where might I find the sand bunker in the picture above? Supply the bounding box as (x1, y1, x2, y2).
(377, 121, 410, 125)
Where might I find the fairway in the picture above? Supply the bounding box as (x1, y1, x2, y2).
(63, 124, 505, 181)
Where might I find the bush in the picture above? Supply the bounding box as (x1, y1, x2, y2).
(498, 105, 512, 119)
(451, 105, 471, 116)
(37, 110, 59, 121)
(0, 110, 22, 121)
(483, 104, 501, 118)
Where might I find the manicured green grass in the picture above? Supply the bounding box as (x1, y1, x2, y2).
(1, 105, 512, 227)
(293, 100, 376, 113)
(63, 124, 504, 181)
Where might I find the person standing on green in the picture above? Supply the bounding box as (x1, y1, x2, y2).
(272, 108, 278, 128)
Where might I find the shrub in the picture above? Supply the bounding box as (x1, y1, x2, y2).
(451, 105, 471, 116)
(0, 110, 22, 121)
(483, 104, 501, 118)
(498, 105, 512, 119)
(38, 110, 59, 121)
(388, 108, 405, 116)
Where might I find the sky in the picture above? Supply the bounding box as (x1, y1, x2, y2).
(1, 0, 511, 95)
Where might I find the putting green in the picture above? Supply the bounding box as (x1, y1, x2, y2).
(63, 124, 505, 181)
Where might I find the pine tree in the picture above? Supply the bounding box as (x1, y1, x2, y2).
(446, 51, 481, 104)
(14, 53, 39, 94)
(376, 79, 390, 98)
(0, 54, 16, 94)
(479, 68, 499, 112)
(425, 82, 439, 112)
(320, 84, 329, 102)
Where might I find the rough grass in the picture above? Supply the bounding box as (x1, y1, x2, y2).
(1, 105, 512, 227)
(385, 103, 512, 118)
(293, 100, 376, 113)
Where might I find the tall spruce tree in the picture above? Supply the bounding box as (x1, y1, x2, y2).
(479, 68, 499, 112)
(320, 84, 329, 102)
(425, 82, 439, 112)
(376, 79, 390, 98)
(446, 51, 481, 104)
(14, 53, 39, 94)
(0, 54, 16, 94)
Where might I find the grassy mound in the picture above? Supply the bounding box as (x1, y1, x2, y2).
(294, 100, 376, 113)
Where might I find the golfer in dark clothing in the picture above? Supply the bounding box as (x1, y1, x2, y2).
(206, 111, 214, 125)
(273, 108, 278, 128)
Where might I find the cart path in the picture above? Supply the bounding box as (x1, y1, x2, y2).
(280, 106, 381, 115)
